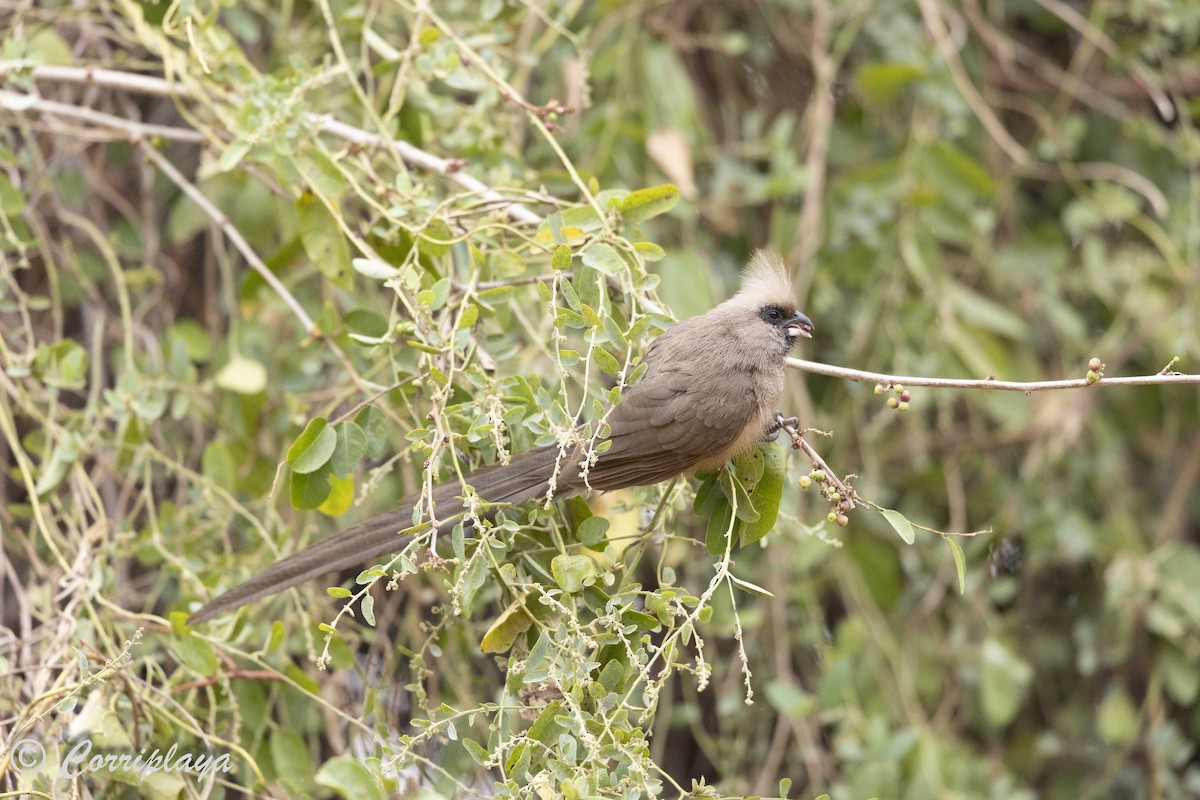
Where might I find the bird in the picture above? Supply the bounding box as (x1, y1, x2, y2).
(188, 250, 813, 624)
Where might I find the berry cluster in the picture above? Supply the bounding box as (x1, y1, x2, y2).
(874, 382, 911, 411)
(799, 469, 851, 527)
(1086, 357, 1104, 385)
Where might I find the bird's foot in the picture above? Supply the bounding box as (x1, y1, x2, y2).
(763, 414, 800, 442)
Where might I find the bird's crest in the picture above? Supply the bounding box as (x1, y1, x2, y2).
(736, 250, 796, 307)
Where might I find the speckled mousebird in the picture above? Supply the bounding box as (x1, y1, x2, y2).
(189, 250, 813, 623)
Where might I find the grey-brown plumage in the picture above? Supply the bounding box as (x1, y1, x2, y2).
(188, 251, 812, 624)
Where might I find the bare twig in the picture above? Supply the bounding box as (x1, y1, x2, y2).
(138, 142, 315, 331)
(787, 357, 1200, 391)
(0, 88, 204, 143)
(775, 415, 855, 509)
(9, 63, 541, 223)
(915, 0, 1029, 165)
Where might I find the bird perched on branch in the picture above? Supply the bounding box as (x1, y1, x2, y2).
(189, 250, 813, 624)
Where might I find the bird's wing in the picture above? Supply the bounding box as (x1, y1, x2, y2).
(578, 350, 760, 491)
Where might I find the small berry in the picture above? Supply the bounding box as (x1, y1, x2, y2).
(839, 500, 852, 513)
(810, 469, 827, 482)
(827, 512, 838, 523)
(829, 492, 841, 503)
(1088, 357, 1102, 372)
(874, 384, 885, 395)
(899, 390, 911, 402)
(898, 401, 909, 412)
(887, 397, 899, 409)
(836, 514, 849, 527)
(893, 384, 905, 394)
(799, 475, 812, 491)
(1086, 370, 1100, 385)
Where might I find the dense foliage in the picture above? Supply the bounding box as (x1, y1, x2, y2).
(3, 1, 1200, 798)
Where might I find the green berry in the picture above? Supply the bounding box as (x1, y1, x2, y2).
(827, 512, 838, 523)
(898, 401, 909, 412)
(893, 384, 905, 394)
(1086, 370, 1099, 384)
(799, 476, 812, 491)
(887, 397, 899, 409)
(874, 384, 885, 395)
(829, 492, 840, 503)
(810, 469, 826, 482)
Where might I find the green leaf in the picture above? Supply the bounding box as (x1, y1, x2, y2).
(592, 347, 621, 374)
(741, 440, 787, 546)
(201, 440, 237, 494)
(946, 536, 966, 594)
(215, 355, 267, 395)
(552, 244, 571, 271)
(330, 422, 367, 477)
(577, 515, 610, 547)
(270, 728, 313, 785)
(360, 594, 375, 627)
(327, 587, 352, 598)
(856, 62, 925, 104)
(170, 633, 218, 677)
(619, 184, 681, 222)
(288, 418, 337, 474)
(37, 340, 88, 389)
(217, 140, 251, 172)
(633, 241, 666, 261)
(462, 737, 490, 766)
(980, 637, 1033, 727)
(881, 508, 915, 545)
(729, 573, 775, 598)
(315, 756, 384, 800)
(704, 495, 735, 556)
(581, 242, 626, 276)
(318, 472, 354, 516)
(551, 554, 598, 593)
(351, 257, 399, 280)
(1097, 686, 1140, 744)
(457, 302, 479, 330)
(35, 438, 77, 496)
(480, 601, 533, 654)
(417, 218, 452, 258)
(290, 463, 332, 510)
(296, 192, 351, 284)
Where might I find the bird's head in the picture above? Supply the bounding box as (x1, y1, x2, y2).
(758, 303, 814, 344)
(735, 250, 814, 350)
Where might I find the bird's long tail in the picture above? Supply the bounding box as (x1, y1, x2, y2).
(187, 444, 577, 624)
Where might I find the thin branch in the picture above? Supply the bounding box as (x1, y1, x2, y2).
(776, 415, 856, 509)
(138, 142, 315, 331)
(0, 89, 204, 143)
(10, 63, 541, 224)
(787, 357, 1200, 390)
(915, 0, 1029, 165)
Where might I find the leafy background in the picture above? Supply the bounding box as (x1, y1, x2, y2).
(2, 0, 1200, 798)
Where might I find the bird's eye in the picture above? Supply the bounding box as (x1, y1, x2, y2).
(768, 309, 781, 320)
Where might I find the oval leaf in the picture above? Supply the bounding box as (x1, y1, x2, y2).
(946, 536, 966, 594)
(882, 508, 915, 545)
(480, 601, 533, 654)
(619, 184, 681, 223)
(290, 463, 332, 510)
(288, 418, 336, 474)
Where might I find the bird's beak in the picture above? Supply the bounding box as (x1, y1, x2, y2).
(785, 312, 814, 339)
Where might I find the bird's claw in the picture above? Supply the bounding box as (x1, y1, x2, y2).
(763, 414, 800, 442)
